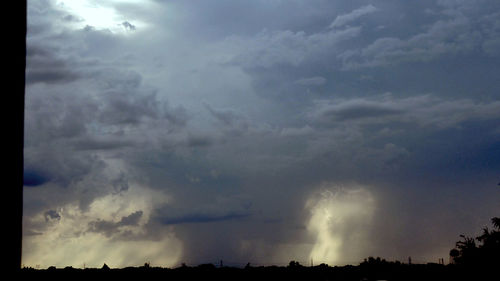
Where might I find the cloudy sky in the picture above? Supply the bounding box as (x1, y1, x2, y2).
(23, 0, 500, 268)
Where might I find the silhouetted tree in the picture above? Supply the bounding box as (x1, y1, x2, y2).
(450, 217, 500, 267)
(362, 257, 386, 265)
(449, 248, 459, 263)
(288, 261, 302, 268)
(101, 263, 110, 270)
(492, 217, 500, 229)
(476, 217, 500, 266)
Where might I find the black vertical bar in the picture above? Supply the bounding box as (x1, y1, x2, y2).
(5, 0, 26, 272)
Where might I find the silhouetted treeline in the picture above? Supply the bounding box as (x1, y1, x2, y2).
(19, 260, 493, 281)
(18, 217, 499, 280)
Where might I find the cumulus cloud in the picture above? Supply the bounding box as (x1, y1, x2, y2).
(223, 26, 362, 69)
(339, 3, 500, 69)
(23, 184, 181, 268)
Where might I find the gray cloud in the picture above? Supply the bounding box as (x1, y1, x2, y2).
(313, 98, 403, 122)
(110, 172, 130, 194)
(339, 2, 500, 69)
(26, 45, 80, 84)
(186, 135, 213, 147)
(71, 136, 134, 151)
(119, 211, 144, 226)
(294, 76, 327, 86)
(203, 102, 242, 126)
(121, 21, 136, 31)
(88, 211, 144, 238)
(63, 14, 83, 22)
(44, 210, 61, 222)
(158, 212, 249, 225)
(224, 26, 362, 69)
(153, 194, 252, 227)
(308, 94, 500, 129)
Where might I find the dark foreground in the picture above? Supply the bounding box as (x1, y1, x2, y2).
(18, 261, 495, 281)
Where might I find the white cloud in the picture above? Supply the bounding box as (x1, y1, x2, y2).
(54, 0, 152, 34)
(329, 4, 379, 29)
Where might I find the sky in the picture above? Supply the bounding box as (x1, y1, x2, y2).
(23, 0, 500, 268)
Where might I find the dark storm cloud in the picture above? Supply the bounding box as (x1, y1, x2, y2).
(44, 210, 61, 222)
(87, 220, 117, 237)
(23, 0, 500, 267)
(119, 211, 144, 226)
(153, 193, 253, 226)
(158, 212, 250, 225)
(315, 99, 403, 121)
(26, 45, 80, 85)
(24, 47, 188, 220)
(308, 94, 500, 129)
(23, 169, 50, 187)
(24, 148, 105, 192)
(88, 211, 144, 237)
(294, 76, 327, 86)
(186, 135, 213, 147)
(26, 69, 79, 85)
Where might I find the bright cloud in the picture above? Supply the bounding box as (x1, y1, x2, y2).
(306, 185, 376, 265)
(54, 0, 150, 33)
(22, 184, 182, 268)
